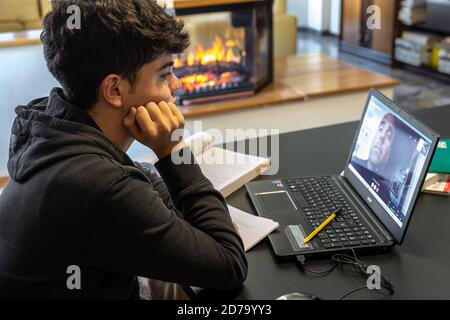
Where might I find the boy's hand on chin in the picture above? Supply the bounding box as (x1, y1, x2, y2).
(123, 101, 186, 159)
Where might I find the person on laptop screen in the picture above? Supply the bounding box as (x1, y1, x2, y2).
(351, 113, 397, 201)
(367, 113, 397, 174)
(350, 97, 431, 227)
(0, 0, 247, 299)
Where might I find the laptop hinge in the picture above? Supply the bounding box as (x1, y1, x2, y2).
(334, 176, 395, 242)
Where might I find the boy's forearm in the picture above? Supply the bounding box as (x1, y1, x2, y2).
(154, 147, 206, 204)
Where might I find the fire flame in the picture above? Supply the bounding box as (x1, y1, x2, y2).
(175, 35, 242, 67)
(174, 33, 245, 92)
(180, 71, 239, 92)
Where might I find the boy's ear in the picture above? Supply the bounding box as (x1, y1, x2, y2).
(99, 74, 125, 108)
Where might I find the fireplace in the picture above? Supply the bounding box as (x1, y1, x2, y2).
(173, 0, 273, 105)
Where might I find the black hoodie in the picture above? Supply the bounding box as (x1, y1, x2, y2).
(0, 88, 247, 299)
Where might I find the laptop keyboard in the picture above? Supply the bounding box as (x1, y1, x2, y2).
(285, 177, 379, 249)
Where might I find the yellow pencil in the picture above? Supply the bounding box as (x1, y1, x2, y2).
(303, 208, 342, 244)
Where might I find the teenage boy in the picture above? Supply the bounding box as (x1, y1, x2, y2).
(0, 0, 247, 299)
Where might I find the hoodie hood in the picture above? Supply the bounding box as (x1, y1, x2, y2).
(8, 88, 134, 182)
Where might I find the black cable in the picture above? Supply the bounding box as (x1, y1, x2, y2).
(301, 264, 337, 276)
(332, 249, 395, 299)
(336, 286, 368, 300)
(295, 250, 395, 300)
(296, 255, 337, 276)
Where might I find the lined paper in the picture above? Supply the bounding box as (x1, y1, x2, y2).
(228, 205, 279, 252)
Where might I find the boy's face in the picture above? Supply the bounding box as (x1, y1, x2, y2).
(124, 54, 182, 109)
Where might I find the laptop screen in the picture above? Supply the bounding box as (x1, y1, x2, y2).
(345, 90, 438, 244)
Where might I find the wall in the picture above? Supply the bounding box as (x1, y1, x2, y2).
(287, 0, 341, 35)
(330, 0, 342, 35)
(307, 0, 324, 31)
(286, 0, 308, 28)
(0, 44, 59, 176)
(322, 0, 331, 32)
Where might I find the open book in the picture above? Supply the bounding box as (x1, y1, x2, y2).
(228, 205, 279, 252)
(133, 132, 271, 198)
(422, 173, 450, 196)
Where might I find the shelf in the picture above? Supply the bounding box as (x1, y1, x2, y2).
(395, 60, 450, 84)
(396, 20, 450, 83)
(400, 22, 450, 37)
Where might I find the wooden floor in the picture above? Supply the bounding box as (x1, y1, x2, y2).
(181, 53, 399, 117)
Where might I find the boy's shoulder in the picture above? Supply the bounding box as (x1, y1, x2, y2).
(48, 153, 148, 195)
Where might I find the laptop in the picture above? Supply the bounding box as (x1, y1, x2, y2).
(246, 89, 439, 259)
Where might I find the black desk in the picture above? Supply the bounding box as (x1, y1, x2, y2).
(192, 105, 450, 300)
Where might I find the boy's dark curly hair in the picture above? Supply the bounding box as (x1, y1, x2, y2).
(41, 0, 190, 109)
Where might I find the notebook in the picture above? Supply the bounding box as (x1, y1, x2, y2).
(423, 173, 450, 196)
(133, 132, 271, 198)
(429, 139, 450, 174)
(228, 205, 279, 252)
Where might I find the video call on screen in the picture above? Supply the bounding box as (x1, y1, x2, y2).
(349, 97, 431, 228)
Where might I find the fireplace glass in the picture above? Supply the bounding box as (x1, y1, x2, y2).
(173, 1, 273, 105)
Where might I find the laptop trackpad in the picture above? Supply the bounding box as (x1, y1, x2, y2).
(257, 191, 297, 214)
